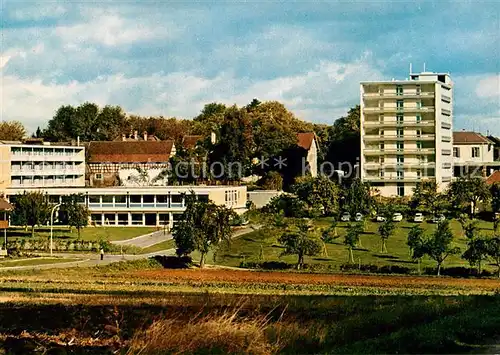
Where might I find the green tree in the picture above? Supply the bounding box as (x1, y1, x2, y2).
(419, 220, 460, 276)
(407, 225, 425, 258)
(60, 194, 89, 238)
(462, 236, 489, 275)
(410, 180, 445, 215)
(344, 222, 362, 263)
(172, 195, 233, 268)
(486, 237, 500, 278)
(321, 219, 338, 243)
(12, 191, 51, 238)
(291, 176, 340, 217)
(343, 179, 373, 216)
(378, 219, 395, 253)
(258, 171, 283, 190)
(278, 220, 321, 270)
(325, 105, 360, 167)
(448, 176, 491, 216)
(0, 121, 26, 141)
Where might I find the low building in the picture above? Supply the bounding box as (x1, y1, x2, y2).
(487, 135, 500, 161)
(6, 185, 247, 228)
(86, 140, 176, 187)
(453, 131, 499, 177)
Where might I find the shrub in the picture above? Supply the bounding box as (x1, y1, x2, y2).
(153, 255, 192, 269)
(240, 261, 293, 270)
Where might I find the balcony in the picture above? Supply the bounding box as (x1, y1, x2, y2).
(363, 106, 435, 114)
(363, 92, 435, 99)
(363, 120, 435, 128)
(441, 108, 451, 116)
(364, 148, 436, 155)
(11, 167, 85, 176)
(363, 162, 436, 169)
(363, 176, 435, 183)
(441, 95, 451, 103)
(363, 134, 435, 142)
(10, 153, 84, 162)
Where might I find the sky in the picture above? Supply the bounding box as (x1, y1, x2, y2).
(1, 0, 499, 135)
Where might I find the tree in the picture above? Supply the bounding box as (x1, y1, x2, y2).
(419, 220, 460, 276)
(0, 121, 26, 141)
(410, 180, 445, 215)
(344, 222, 362, 263)
(486, 237, 500, 278)
(258, 171, 283, 190)
(172, 195, 233, 268)
(462, 236, 489, 275)
(325, 105, 360, 167)
(60, 194, 89, 238)
(457, 214, 479, 240)
(278, 219, 321, 270)
(321, 219, 338, 243)
(407, 225, 425, 258)
(12, 191, 51, 238)
(343, 179, 373, 216)
(378, 219, 395, 253)
(448, 177, 491, 216)
(291, 176, 340, 217)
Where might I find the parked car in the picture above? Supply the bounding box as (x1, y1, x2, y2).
(432, 214, 446, 223)
(376, 215, 386, 222)
(392, 213, 403, 222)
(413, 213, 424, 223)
(340, 212, 351, 222)
(355, 213, 363, 222)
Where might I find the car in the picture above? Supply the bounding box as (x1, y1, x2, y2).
(354, 213, 363, 222)
(432, 214, 446, 223)
(413, 213, 424, 223)
(392, 213, 403, 222)
(376, 215, 386, 222)
(340, 212, 351, 222)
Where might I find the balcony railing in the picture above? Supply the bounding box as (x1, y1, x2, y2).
(363, 176, 434, 183)
(364, 148, 436, 155)
(11, 167, 85, 176)
(363, 162, 436, 169)
(363, 120, 435, 127)
(363, 92, 435, 99)
(363, 106, 435, 113)
(363, 134, 435, 141)
(10, 154, 84, 162)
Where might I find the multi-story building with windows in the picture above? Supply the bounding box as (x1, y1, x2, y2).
(360, 71, 453, 196)
(453, 131, 499, 177)
(0, 140, 85, 190)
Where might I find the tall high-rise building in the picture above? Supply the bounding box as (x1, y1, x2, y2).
(360, 71, 453, 197)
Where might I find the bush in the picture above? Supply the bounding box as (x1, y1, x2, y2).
(423, 266, 493, 278)
(153, 255, 192, 269)
(340, 263, 412, 275)
(263, 195, 308, 218)
(239, 261, 293, 270)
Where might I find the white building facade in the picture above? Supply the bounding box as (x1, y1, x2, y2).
(360, 71, 453, 197)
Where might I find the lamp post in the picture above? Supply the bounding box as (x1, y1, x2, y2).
(50, 203, 62, 256)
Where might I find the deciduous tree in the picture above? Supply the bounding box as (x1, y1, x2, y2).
(378, 219, 395, 253)
(12, 191, 51, 238)
(0, 121, 26, 141)
(448, 177, 491, 217)
(278, 219, 321, 270)
(60, 194, 89, 238)
(291, 176, 340, 217)
(486, 237, 500, 278)
(344, 222, 362, 263)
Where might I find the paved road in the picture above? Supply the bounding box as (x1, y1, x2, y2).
(112, 230, 172, 248)
(0, 225, 260, 271)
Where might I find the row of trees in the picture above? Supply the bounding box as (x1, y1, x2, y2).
(11, 192, 89, 238)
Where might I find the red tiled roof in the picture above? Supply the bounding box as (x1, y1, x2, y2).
(87, 141, 174, 163)
(297, 132, 315, 150)
(487, 171, 500, 185)
(453, 131, 492, 144)
(182, 135, 203, 149)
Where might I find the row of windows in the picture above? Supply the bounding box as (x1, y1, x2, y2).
(379, 142, 425, 150)
(379, 100, 423, 109)
(11, 147, 83, 155)
(453, 147, 481, 158)
(225, 190, 241, 206)
(378, 114, 423, 123)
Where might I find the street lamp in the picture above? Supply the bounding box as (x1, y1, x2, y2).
(50, 203, 62, 256)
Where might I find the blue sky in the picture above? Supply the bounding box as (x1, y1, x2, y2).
(1, 0, 499, 135)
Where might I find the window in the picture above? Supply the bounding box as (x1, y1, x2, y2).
(396, 85, 403, 96)
(397, 170, 404, 179)
(379, 156, 385, 164)
(379, 86, 384, 95)
(416, 129, 421, 137)
(416, 85, 421, 95)
(397, 114, 404, 124)
(416, 101, 422, 109)
(453, 147, 460, 158)
(130, 195, 142, 204)
(380, 143, 385, 151)
(379, 101, 384, 108)
(397, 142, 404, 151)
(417, 141, 423, 150)
(397, 155, 404, 164)
(397, 183, 405, 197)
(95, 173, 103, 180)
(397, 128, 404, 137)
(416, 114, 422, 123)
(416, 170, 421, 179)
(397, 100, 404, 110)
(379, 129, 385, 136)
(472, 147, 480, 158)
(379, 169, 385, 178)
(379, 114, 384, 122)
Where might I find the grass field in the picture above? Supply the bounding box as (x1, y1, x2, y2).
(0, 260, 499, 353)
(0, 257, 81, 268)
(139, 239, 175, 254)
(6, 226, 157, 242)
(210, 219, 498, 273)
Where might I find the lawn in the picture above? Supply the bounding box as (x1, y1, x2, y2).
(139, 239, 175, 254)
(6, 226, 157, 242)
(0, 257, 81, 268)
(212, 218, 498, 273)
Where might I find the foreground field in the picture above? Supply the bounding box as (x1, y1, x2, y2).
(1, 260, 499, 354)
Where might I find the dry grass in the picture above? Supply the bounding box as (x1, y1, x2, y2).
(127, 308, 283, 355)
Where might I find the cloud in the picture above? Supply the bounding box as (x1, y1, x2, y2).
(7, 3, 67, 21)
(476, 75, 500, 99)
